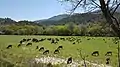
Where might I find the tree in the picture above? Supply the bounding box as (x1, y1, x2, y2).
(79, 25, 87, 36)
(59, 0, 120, 66)
(65, 22, 75, 35)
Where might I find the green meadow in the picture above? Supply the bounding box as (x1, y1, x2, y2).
(0, 35, 118, 67)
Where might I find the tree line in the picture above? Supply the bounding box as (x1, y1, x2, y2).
(0, 21, 114, 36)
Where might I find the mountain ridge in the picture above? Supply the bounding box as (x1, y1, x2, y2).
(0, 8, 120, 25)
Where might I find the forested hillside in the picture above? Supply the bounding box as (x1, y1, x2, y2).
(0, 13, 120, 36)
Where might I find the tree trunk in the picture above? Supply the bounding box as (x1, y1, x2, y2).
(99, 0, 120, 67)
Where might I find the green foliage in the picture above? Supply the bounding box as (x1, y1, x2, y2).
(0, 18, 115, 36)
(0, 21, 114, 36)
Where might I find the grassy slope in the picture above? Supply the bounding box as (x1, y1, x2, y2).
(0, 35, 118, 67)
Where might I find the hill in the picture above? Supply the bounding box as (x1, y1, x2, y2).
(34, 12, 120, 25)
(0, 18, 40, 26)
(0, 12, 120, 26)
(34, 14, 69, 25)
(0, 18, 16, 25)
(34, 13, 105, 25)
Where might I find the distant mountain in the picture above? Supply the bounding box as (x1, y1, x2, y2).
(0, 7, 120, 26)
(48, 14, 69, 21)
(33, 13, 106, 25)
(0, 18, 16, 25)
(34, 14, 69, 24)
(0, 18, 40, 26)
(56, 13, 106, 25)
(34, 7, 120, 25)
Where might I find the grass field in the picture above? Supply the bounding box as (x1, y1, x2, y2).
(0, 35, 119, 67)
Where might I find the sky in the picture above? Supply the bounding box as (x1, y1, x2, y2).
(0, 0, 69, 21)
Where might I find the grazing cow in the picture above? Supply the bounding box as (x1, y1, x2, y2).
(115, 42, 118, 44)
(51, 39, 55, 44)
(73, 42, 75, 44)
(39, 47, 44, 51)
(51, 39, 58, 44)
(103, 39, 105, 41)
(106, 57, 110, 61)
(60, 38, 65, 41)
(43, 50, 49, 55)
(87, 38, 90, 40)
(19, 40, 26, 44)
(47, 38, 51, 41)
(39, 39, 45, 42)
(20, 40, 23, 44)
(26, 43, 32, 46)
(76, 39, 81, 43)
(91, 51, 99, 56)
(55, 38, 59, 41)
(54, 41, 58, 44)
(23, 38, 27, 41)
(67, 57, 72, 64)
(17, 44, 21, 48)
(54, 49, 60, 54)
(105, 51, 112, 56)
(6, 45, 12, 49)
(105, 41, 107, 43)
(36, 46, 39, 49)
(106, 61, 110, 65)
(27, 38, 31, 41)
(57, 46, 63, 50)
(32, 38, 39, 42)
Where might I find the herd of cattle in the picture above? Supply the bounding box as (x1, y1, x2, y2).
(5, 37, 116, 65)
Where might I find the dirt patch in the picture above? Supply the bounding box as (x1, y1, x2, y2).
(32, 56, 112, 67)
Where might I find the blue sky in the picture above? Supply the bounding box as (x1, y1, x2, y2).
(0, 0, 68, 21)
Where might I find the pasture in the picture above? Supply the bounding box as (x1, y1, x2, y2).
(0, 35, 118, 67)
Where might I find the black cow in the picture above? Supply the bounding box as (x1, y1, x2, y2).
(43, 50, 49, 55)
(73, 42, 75, 44)
(60, 38, 64, 40)
(106, 61, 110, 65)
(51, 39, 55, 44)
(47, 38, 52, 41)
(19, 40, 26, 44)
(54, 49, 60, 54)
(67, 57, 72, 64)
(105, 41, 107, 43)
(36, 46, 39, 49)
(105, 51, 112, 56)
(20, 40, 23, 44)
(23, 39, 27, 41)
(54, 41, 58, 44)
(26, 43, 32, 46)
(51, 39, 58, 44)
(60, 38, 65, 41)
(32, 38, 39, 42)
(106, 57, 110, 61)
(27, 38, 31, 41)
(91, 51, 99, 56)
(57, 46, 63, 50)
(103, 39, 105, 41)
(87, 38, 91, 40)
(6, 45, 12, 49)
(39, 47, 44, 51)
(39, 39, 45, 42)
(17, 44, 21, 48)
(55, 38, 59, 41)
